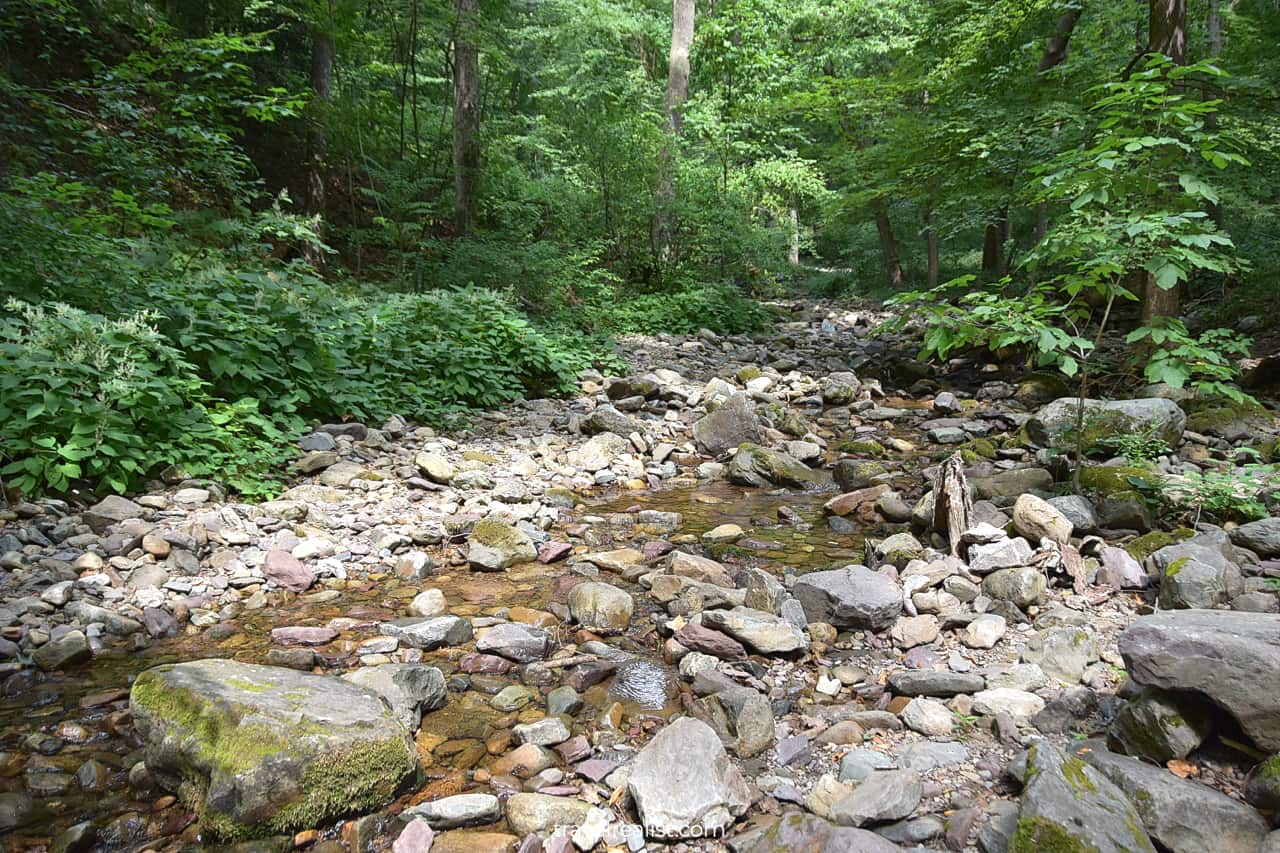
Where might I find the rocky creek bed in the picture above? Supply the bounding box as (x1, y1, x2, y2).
(2, 301, 1279, 853)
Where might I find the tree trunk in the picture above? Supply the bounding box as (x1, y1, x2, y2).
(926, 205, 940, 288)
(452, 0, 481, 235)
(652, 0, 694, 263)
(788, 201, 800, 265)
(871, 197, 905, 288)
(1149, 0, 1188, 64)
(1038, 7, 1084, 71)
(1142, 0, 1187, 321)
(981, 207, 1008, 277)
(304, 29, 334, 266)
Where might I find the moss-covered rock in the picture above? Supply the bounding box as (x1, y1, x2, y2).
(1182, 399, 1274, 440)
(130, 659, 418, 840)
(467, 518, 538, 571)
(1028, 397, 1186, 452)
(727, 443, 825, 489)
(1078, 466, 1156, 497)
(831, 439, 886, 455)
(1123, 529, 1194, 563)
(1012, 740, 1156, 853)
(958, 438, 998, 460)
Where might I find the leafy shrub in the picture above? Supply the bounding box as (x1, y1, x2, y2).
(0, 301, 297, 497)
(604, 284, 771, 336)
(1158, 463, 1280, 524)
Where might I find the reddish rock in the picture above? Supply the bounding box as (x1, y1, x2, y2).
(264, 549, 315, 592)
(674, 623, 748, 661)
(458, 653, 513, 675)
(537, 542, 573, 564)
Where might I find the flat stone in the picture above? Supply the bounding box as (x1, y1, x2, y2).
(381, 616, 474, 650)
(627, 717, 750, 839)
(407, 793, 500, 829)
(827, 769, 923, 827)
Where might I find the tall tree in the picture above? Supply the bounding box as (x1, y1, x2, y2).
(452, 0, 481, 235)
(304, 20, 334, 265)
(1142, 0, 1187, 323)
(652, 0, 694, 263)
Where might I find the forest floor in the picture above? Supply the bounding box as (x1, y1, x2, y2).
(1, 298, 1278, 853)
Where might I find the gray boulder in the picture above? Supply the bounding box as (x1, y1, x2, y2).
(475, 622, 552, 663)
(1012, 494, 1073, 546)
(701, 607, 808, 655)
(828, 770, 923, 828)
(1229, 517, 1280, 557)
(1158, 557, 1242, 609)
(694, 686, 775, 758)
(792, 566, 902, 631)
(1081, 741, 1269, 853)
(581, 404, 639, 437)
(1107, 686, 1213, 763)
(1012, 739, 1155, 853)
(627, 717, 750, 839)
(467, 518, 537, 571)
(568, 581, 633, 633)
(380, 616, 473, 650)
(341, 664, 447, 731)
(130, 659, 417, 839)
(1027, 397, 1186, 450)
(727, 444, 824, 489)
(733, 810, 903, 853)
(1119, 610, 1280, 751)
(693, 393, 762, 456)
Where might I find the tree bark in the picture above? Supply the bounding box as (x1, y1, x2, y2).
(1142, 0, 1187, 321)
(926, 204, 940, 288)
(788, 201, 800, 265)
(304, 29, 334, 265)
(1038, 6, 1084, 71)
(652, 0, 694, 263)
(1149, 0, 1188, 64)
(871, 197, 905, 288)
(452, 0, 481, 235)
(982, 207, 1009, 277)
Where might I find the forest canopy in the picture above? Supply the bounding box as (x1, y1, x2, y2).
(1, 0, 1277, 497)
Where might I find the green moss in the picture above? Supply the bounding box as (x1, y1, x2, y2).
(1009, 816, 1099, 853)
(959, 438, 998, 460)
(132, 668, 415, 840)
(833, 439, 886, 455)
(471, 518, 528, 549)
(1257, 754, 1280, 780)
(1182, 399, 1271, 437)
(461, 450, 498, 463)
(1123, 528, 1194, 562)
(736, 366, 762, 383)
(1165, 557, 1190, 578)
(1061, 757, 1098, 794)
(225, 678, 269, 693)
(1078, 465, 1154, 497)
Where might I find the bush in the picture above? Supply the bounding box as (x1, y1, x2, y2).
(603, 284, 771, 336)
(0, 300, 297, 498)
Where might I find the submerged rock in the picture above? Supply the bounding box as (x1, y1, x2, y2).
(130, 659, 417, 839)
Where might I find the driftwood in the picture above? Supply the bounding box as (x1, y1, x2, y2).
(1030, 538, 1090, 595)
(931, 452, 973, 556)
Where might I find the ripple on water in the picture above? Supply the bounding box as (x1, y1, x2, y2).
(608, 659, 675, 710)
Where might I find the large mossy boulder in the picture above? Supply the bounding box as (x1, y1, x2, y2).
(727, 443, 824, 489)
(467, 518, 537, 571)
(1028, 398, 1185, 452)
(1010, 740, 1155, 853)
(130, 659, 418, 839)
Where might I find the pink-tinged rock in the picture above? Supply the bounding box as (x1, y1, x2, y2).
(263, 549, 315, 592)
(537, 542, 573, 564)
(573, 758, 618, 782)
(824, 485, 891, 517)
(458, 653, 513, 675)
(674, 623, 747, 661)
(643, 540, 676, 560)
(270, 626, 339, 646)
(393, 817, 434, 853)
